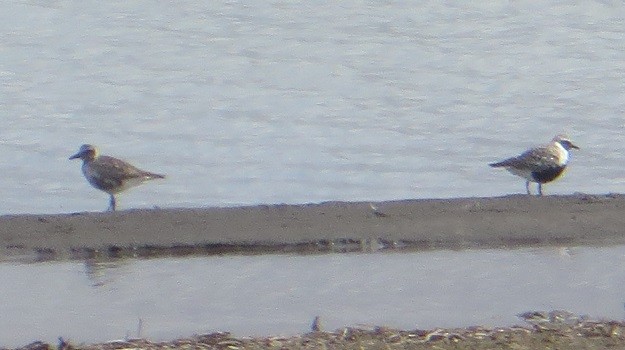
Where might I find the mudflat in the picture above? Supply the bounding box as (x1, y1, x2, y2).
(1, 193, 624, 259)
(5, 194, 625, 349)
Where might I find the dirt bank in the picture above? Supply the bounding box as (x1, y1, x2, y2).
(1, 193, 624, 260)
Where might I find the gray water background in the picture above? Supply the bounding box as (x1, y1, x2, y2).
(3, 246, 625, 347)
(1, 1, 625, 213)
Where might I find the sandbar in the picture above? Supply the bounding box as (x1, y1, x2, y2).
(1, 194, 624, 260)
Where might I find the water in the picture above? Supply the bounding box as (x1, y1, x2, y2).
(2, 246, 625, 347)
(1, 1, 625, 214)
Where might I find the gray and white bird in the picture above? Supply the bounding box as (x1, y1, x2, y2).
(489, 135, 579, 195)
(70, 144, 165, 211)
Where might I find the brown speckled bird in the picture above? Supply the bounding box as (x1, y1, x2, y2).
(490, 135, 579, 196)
(70, 144, 165, 211)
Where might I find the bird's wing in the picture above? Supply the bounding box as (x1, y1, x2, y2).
(496, 146, 560, 170)
(84, 156, 163, 193)
(90, 156, 150, 180)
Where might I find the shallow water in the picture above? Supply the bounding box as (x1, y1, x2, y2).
(1, 1, 625, 214)
(2, 246, 625, 347)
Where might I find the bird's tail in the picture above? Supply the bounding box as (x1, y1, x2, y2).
(146, 172, 166, 179)
(489, 159, 511, 167)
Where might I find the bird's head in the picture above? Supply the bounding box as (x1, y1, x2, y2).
(552, 135, 579, 151)
(69, 144, 99, 161)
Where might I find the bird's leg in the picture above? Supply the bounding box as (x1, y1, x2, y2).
(108, 194, 116, 211)
(525, 181, 531, 195)
(538, 183, 543, 196)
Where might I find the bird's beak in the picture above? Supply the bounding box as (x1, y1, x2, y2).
(571, 144, 580, 150)
(69, 151, 81, 160)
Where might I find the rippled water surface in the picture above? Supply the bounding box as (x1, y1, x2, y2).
(2, 246, 625, 347)
(1, 1, 625, 214)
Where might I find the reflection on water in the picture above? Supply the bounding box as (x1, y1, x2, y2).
(2, 246, 625, 347)
(83, 260, 128, 287)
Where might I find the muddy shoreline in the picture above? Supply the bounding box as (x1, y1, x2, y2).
(2, 193, 625, 260)
(12, 316, 625, 350)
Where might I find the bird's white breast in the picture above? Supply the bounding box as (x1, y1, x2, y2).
(554, 142, 569, 166)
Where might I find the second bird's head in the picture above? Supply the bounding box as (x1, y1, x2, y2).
(552, 135, 580, 151)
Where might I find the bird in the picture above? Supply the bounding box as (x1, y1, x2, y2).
(369, 203, 388, 217)
(489, 134, 579, 195)
(69, 144, 165, 211)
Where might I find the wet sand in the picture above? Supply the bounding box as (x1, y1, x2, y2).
(2, 193, 625, 259)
